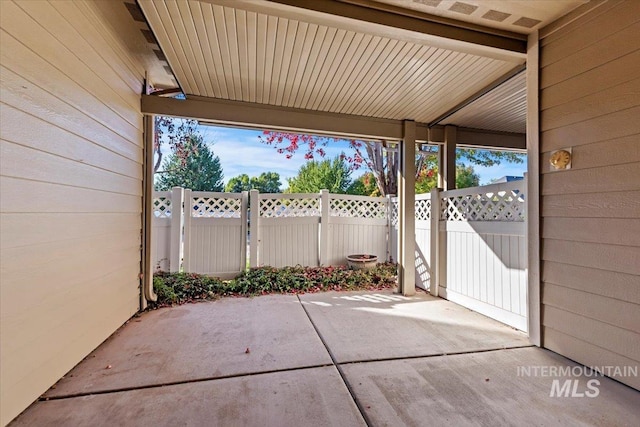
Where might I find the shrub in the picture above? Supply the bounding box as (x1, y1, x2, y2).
(151, 263, 397, 307)
(152, 271, 225, 306)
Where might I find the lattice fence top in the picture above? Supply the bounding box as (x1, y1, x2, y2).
(415, 198, 431, 221)
(330, 197, 387, 219)
(260, 197, 320, 218)
(153, 196, 171, 218)
(442, 189, 525, 221)
(390, 199, 399, 226)
(191, 196, 243, 218)
(389, 198, 430, 223)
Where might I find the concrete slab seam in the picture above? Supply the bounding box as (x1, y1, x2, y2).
(38, 363, 334, 402)
(296, 295, 373, 427)
(339, 344, 536, 366)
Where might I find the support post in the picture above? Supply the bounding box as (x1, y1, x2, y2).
(444, 125, 457, 190)
(241, 191, 249, 272)
(526, 31, 541, 346)
(170, 186, 185, 272)
(429, 188, 441, 296)
(249, 189, 259, 268)
(319, 189, 330, 266)
(398, 120, 416, 296)
(386, 194, 392, 262)
(437, 145, 445, 189)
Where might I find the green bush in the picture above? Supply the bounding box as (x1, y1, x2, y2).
(152, 271, 225, 306)
(151, 263, 397, 307)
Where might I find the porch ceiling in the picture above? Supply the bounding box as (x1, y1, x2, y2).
(440, 69, 526, 133)
(370, 0, 589, 35)
(138, 0, 533, 132)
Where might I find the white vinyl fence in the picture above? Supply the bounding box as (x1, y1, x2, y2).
(153, 188, 392, 273)
(388, 179, 528, 331)
(250, 192, 321, 268)
(389, 194, 433, 292)
(153, 181, 527, 331)
(326, 193, 389, 266)
(152, 188, 247, 278)
(151, 191, 173, 272)
(436, 180, 527, 331)
(182, 190, 248, 278)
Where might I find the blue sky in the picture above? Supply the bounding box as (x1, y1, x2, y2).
(195, 125, 526, 186)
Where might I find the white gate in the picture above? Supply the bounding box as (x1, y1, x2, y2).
(251, 192, 321, 268)
(182, 190, 248, 278)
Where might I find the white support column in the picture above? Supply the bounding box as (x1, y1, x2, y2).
(398, 120, 416, 296)
(240, 191, 249, 272)
(444, 125, 457, 190)
(526, 31, 541, 346)
(170, 186, 185, 272)
(429, 188, 441, 296)
(437, 145, 445, 189)
(319, 189, 330, 266)
(386, 194, 392, 262)
(249, 189, 259, 268)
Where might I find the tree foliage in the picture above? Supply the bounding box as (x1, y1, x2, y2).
(455, 165, 480, 189)
(415, 165, 479, 194)
(286, 156, 352, 194)
(260, 131, 524, 195)
(155, 135, 224, 191)
(225, 172, 282, 193)
(347, 172, 381, 196)
(154, 116, 199, 173)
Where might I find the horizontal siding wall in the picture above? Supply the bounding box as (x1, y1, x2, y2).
(539, 0, 640, 390)
(0, 1, 144, 424)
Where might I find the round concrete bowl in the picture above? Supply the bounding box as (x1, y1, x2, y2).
(346, 254, 378, 270)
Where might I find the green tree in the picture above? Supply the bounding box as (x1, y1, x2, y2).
(287, 156, 352, 193)
(225, 172, 281, 193)
(415, 164, 480, 194)
(260, 131, 525, 196)
(347, 172, 381, 196)
(455, 165, 480, 189)
(153, 116, 199, 173)
(155, 135, 224, 191)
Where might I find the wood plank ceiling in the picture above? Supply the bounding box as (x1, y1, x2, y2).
(139, 0, 529, 132)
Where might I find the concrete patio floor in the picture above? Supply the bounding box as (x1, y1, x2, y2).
(11, 290, 640, 426)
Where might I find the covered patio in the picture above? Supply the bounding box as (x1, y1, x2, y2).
(2, 0, 638, 425)
(11, 290, 639, 426)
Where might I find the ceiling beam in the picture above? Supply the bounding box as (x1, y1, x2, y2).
(200, 0, 526, 62)
(142, 94, 408, 140)
(428, 126, 526, 151)
(141, 94, 525, 150)
(269, 0, 527, 55)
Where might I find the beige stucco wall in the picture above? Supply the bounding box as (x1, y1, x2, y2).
(0, 1, 145, 424)
(539, 0, 640, 390)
